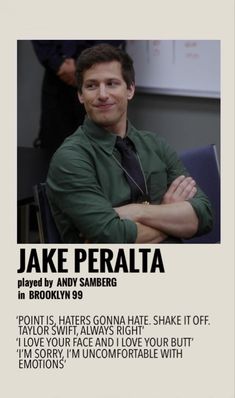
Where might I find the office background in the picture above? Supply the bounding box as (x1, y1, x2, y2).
(17, 40, 220, 243)
(17, 40, 220, 158)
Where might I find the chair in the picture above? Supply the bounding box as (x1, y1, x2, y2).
(33, 183, 61, 243)
(179, 144, 220, 243)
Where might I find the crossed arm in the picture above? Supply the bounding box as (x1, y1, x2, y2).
(115, 175, 199, 243)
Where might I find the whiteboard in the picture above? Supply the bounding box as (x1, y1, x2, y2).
(126, 40, 220, 98)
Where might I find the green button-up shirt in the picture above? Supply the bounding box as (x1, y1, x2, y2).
(46, 118, 213, 243)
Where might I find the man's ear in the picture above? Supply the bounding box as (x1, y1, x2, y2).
(78, 92, 84, 104)
(127, 83, 135, 100)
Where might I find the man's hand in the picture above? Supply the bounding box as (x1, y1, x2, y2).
(57, 58, 77, 86)
(114, 174, 199, 239)
(114, 176, 197, 221)
(161, 175, 197, 204)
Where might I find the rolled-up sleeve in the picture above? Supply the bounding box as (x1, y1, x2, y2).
(158, 138, 214, 236)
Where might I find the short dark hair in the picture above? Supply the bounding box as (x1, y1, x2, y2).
(76, 43, 135, 93)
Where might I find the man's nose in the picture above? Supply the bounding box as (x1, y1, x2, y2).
(98, 83, 108, 99)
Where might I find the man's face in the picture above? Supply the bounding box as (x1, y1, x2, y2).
(78, 61, 135, 135)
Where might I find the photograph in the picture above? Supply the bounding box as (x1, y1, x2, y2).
(17, 40, 220, 244)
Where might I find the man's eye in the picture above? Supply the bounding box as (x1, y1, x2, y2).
(108, 81, 119, 87)
(85, 83, 97, 90)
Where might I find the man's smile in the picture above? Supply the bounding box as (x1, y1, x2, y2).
(94, 103, 115, 110)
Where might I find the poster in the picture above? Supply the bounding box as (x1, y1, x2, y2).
(1, 1, 234, 397)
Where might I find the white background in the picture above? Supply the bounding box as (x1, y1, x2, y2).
(0, 1, 234, 397)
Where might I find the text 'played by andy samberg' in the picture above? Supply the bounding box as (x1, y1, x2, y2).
(17, 248, 165, 301)
(16, 313, 211, 370)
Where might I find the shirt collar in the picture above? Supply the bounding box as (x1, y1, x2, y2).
(82, 116, 137, 155)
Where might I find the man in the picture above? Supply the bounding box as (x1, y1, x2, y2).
(32, 40, 125, 153)
(46, 44, 213, 243)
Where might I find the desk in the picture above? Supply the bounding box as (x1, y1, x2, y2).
(17, 147, 51, 242)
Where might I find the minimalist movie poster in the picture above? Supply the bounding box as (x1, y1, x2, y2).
(1, 1, 234, 397)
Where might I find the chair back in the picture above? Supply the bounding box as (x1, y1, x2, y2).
(180, 144, 220, 243)
(34, 183, 61, 243)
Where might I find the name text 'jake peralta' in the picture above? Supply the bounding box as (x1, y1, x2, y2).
(17, 248, 165, 274)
